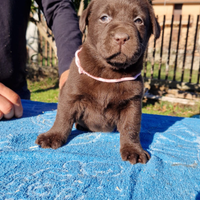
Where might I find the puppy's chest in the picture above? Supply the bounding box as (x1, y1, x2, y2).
(82, 84, 135, 112)
(74, 83, 141, 132)
(78, 91, 131, 132)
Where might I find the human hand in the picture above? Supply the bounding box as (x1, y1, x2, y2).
(0, 83, 23, 120)
(59, 69, 70, 89)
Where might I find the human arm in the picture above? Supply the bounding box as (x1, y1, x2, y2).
(35, 0, 82, 86)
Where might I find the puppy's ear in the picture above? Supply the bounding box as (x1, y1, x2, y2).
(79, 1, 94, 33)
(148, 3, 160, 39)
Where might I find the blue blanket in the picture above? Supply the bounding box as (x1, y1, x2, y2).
(0, 100, 200, 199)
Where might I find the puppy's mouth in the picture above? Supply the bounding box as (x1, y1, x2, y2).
(106, 51, 141, 69)
(107, 52, 127, 67)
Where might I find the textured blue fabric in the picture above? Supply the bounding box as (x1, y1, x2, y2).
(0, 100, 200, 199)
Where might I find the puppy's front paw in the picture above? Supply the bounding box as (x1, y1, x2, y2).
(120, 145, 150, 164)
(35, 132, 66, 149)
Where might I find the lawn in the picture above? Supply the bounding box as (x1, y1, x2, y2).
(27, 77, 59, 103)
(27, 76, 200, 118)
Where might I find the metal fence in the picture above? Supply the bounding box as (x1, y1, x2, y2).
(144, 14, 200, 91)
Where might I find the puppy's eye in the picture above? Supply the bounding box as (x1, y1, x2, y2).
(134, 17, 143, 25)
(100, 14, 111, 23)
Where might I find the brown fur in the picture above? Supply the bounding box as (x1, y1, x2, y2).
(36, 0, 160, 164)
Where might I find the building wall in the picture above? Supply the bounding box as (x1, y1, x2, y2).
(182, 4, 200, 16)
(153, 5, 173, 16)
(153, 3, 200, 17)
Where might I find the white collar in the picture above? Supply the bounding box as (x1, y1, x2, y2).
(75, 48, 141, 83)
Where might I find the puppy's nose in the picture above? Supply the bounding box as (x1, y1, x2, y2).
(114, 32, 129, 45)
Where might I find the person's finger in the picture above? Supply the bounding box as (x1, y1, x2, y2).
(0, 110, 3, 120)
(14, 98, 23, 118)
(4, 107, 14, 119)
(0, 83, 21, 106)
(0, 94, 14, 118)
(0, 83, 23, 118)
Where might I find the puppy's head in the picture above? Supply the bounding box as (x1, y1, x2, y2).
(80, 0, 160, 69)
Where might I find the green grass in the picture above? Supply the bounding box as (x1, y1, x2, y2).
(142, 99, 200, 118)
(27, 76, 200, 118)
(27, 77, 59, 103)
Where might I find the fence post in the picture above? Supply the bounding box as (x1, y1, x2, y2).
(165, 15, 174, 80)
(158, 15, 165, 80)
(190, 15, 199, 83)
(151, 32, 157, 79)
(173, 15, 182, 81)
(143, 45, 148, 78)
(181, 15, 190, 82)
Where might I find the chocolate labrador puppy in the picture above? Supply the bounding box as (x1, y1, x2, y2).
(36, 0, 160, 164)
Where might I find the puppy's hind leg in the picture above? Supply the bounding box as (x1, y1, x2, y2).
(35, 101, 74, 149)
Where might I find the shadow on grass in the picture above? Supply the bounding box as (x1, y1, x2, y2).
(31, 80, 59, 94)
(142, 98, 159, 108)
